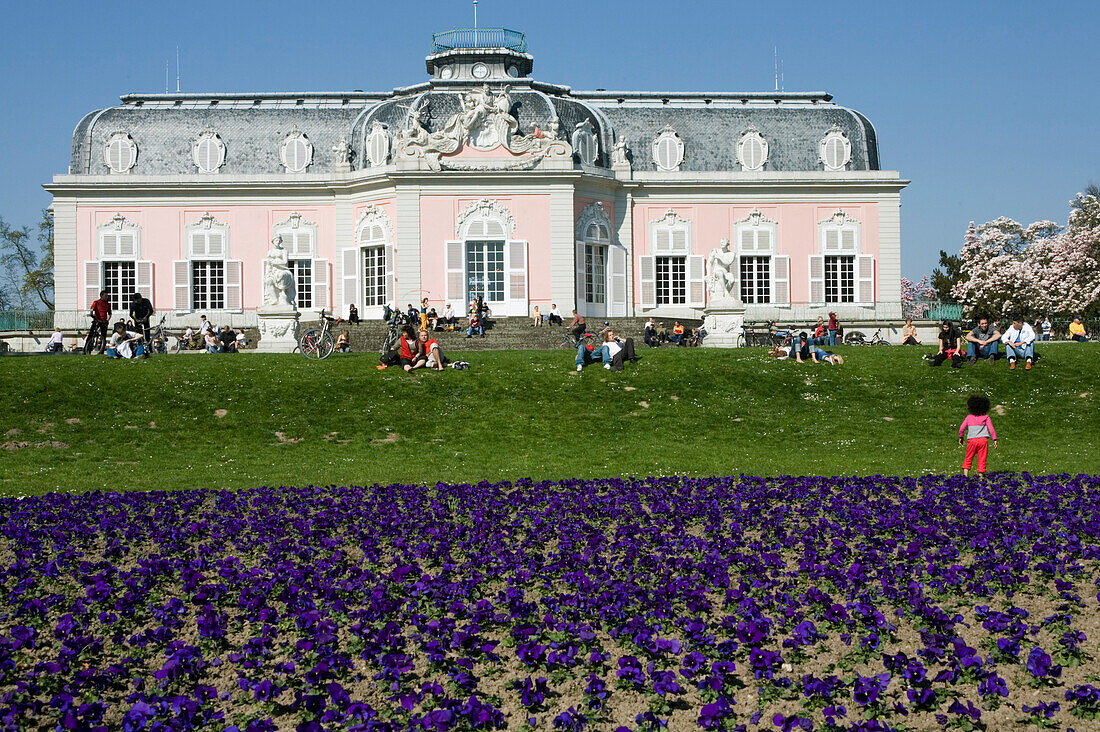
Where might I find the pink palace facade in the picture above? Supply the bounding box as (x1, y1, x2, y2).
(47, 30, 907, 327)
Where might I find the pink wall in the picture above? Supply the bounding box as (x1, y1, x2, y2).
(630, 202, 880, 305)
(77, 205, 340, 310)
(418, 194, 552, 310)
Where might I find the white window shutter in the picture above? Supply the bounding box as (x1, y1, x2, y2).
(655, 229, 670, 253)
(173, 260, 191, 312)
(384, 243, 395, 308)
(313, 258, 329, 313)
(773, 255, 790, 306)
(575, 240, 586, 315)
(809, 255, 825, 304)
(84, 261, 101, 310)
(856, 255, 875, 305)
(687, 254, 705, 307)
(445, 241, 464, 306)
(341, 247, 359, 313)
(758, 229, 771, 253)
(824, 229, 839, 253)
(136, 261, 154, 304)
(672, 228, 687, 253)
(225, 260, 243, 311)
(609, 246, 627, 317)
(506, 240, 527, 316)
(842, 229, 856, 252)
(740, 229, 754, 252)
(639, 255, 656, 309)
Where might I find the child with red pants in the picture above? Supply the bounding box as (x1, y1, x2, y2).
(958, 394, 998, 476)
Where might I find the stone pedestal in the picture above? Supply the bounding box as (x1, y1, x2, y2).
(702, 297, 747, 348)
(255, 310, 300, 353)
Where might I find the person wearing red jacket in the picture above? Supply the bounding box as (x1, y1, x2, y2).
(88, 290, 112, 354)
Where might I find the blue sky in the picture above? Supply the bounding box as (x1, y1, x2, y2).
(2, 0, 1097, 280)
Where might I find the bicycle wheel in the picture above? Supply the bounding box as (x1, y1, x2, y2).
(736, 333, 746, 348)
(299, 329, 329, 359)
(844, 332, 865, 346)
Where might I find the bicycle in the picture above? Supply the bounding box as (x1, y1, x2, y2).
(555, 323, 604, 349)
(845, 328, 891, 346)
(299, 310, 342, 360)
(380, 311, 413, 356)
(148, 315, 169, 354)
(82, 315, 109, 355)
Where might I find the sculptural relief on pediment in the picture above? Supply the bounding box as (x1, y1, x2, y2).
(395, 85, 572, 171)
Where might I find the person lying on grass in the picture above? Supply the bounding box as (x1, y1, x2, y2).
(810, 346, 844, 365)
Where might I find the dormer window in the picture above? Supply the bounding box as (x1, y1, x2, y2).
(280, 129, 313, 173)
(366, 121, 390, 168)
(104, 132, 137, 174)
(192, 129, 226, 173)
(819, 125, 852, 172)
(737, 127, 768, 172)
(572, 120, 598, 165)
(652, 125, 684, 172)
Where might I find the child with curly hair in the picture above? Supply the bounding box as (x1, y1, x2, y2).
(958, 394, 998, 477)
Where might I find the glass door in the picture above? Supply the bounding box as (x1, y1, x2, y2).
(465, 241, 505, 309)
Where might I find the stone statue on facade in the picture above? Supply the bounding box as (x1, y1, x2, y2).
(706, 238, 739, 300)
(262, 235, 297, 310)
(611, 138, 629, 166)
(332, 136, 352, 171)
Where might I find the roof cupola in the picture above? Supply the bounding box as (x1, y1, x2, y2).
(425, 28, 533, 81)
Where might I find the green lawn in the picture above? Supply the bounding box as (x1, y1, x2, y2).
(1, 344, 1097, 495)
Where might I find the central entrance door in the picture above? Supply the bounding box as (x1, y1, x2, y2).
(465, 240, 505, 312)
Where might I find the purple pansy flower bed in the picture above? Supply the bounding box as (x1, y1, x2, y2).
(2, 473, 1099, 730)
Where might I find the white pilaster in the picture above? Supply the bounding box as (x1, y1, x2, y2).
(877, 194, 903, 318)
(334, 197, 354, 309)
(614, 188, 634, 315)
(394, 185, 421, 307)
(52, 200, 78, 318)
(548, 184, 575, 312)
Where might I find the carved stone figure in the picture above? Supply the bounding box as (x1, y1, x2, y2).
(263, 236, 297, 310)
(332, 136, 351, 166)
(706, 238, 739, 300)
(611, 138, 629, 166)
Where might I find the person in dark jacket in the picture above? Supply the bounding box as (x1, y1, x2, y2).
(129, 292, 155, 349)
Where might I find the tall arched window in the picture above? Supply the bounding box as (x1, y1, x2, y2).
(447, 199, 528, 316)
(343, 204, 394, 318)
(574, 202, 626, 317)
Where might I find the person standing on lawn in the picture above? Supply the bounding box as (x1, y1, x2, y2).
(958, 394, 997, 477)
(827, 312, 839, 346)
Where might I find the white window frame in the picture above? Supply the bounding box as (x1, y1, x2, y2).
(819, 124, 852, 172)
(813, 210, 871, 305)
(91, 214, 151, 311)
(192, 129, 226, 173)
(574, 201, 626, 317)
(453, 199, 527, 316)
(177, 212, 240, 313)
(280, 128, 313, 173)
(104, 132, 137, 174)
(736, 127, 769, 172)
(644, 209, 703, 309)
(572, 120, 598, 166)
(652, 124, 684, 172)
(345, 204, 394, 318)
(734, 209, 778, 305)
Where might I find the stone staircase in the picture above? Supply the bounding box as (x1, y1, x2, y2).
(329, 316, 704, 353)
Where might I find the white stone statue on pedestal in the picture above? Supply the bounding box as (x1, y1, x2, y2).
(702, 238, 746, 347)
(262, 236, 297, 311)
(705, 238, 739, 301)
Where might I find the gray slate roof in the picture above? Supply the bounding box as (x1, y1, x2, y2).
(68, 84, 880, 176)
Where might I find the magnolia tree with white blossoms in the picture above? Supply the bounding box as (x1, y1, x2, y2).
(952, 195, 1100, 318)
(900, 275, 934, 318)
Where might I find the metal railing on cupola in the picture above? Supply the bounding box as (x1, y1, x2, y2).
(430, 28, 527, 53)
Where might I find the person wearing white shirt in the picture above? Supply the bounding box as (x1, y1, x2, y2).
(441, 303, 457, 329)
(198, 315, 214, 337)
(548, 304, 563, 326)
(107, 324, 145, 359)
(46, 328, 64, 353)
(1001, 317, 1036, 370)
(235, 330, 247, 349)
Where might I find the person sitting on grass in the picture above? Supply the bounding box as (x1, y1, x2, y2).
(1069, 317, 1089, 342)
(235, 329, 248, 350)
(788, 332, 812, 363)
(1001, 316, 1036, 370)
(901, 318, 922, 345)
(670, 321, 685, 345)
(441, 303, 457, 329)
(335, 330, 351, 353)
(418, 329, 448, 371)
(929, 320, 964, 367)
(811, 317, 828, 345)
(575, 332, 618, 371)
(107, 322, 146, 359)
(531, 306, 542, 327)
(398, 325, 426, 372)
(203, 329, 220, 354)
(426, 307, 439, 331)
(958, 393, 997, 477)
(965, 317, 1001, 364)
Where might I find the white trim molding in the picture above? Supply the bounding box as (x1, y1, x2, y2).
(104, 131, 137, 174)
(652, 124, 684, 172)
(192, 128, 227, 173)
(819, 124, 852, 172)
(354, 203, 395, 243)
(736, 126, 769, 172)
(280, 127, 314, 173)
(96, 213, 141, 260)
(455, 199, 516, 240)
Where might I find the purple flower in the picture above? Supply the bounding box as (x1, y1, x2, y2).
(1027, 647, 1062, 678)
